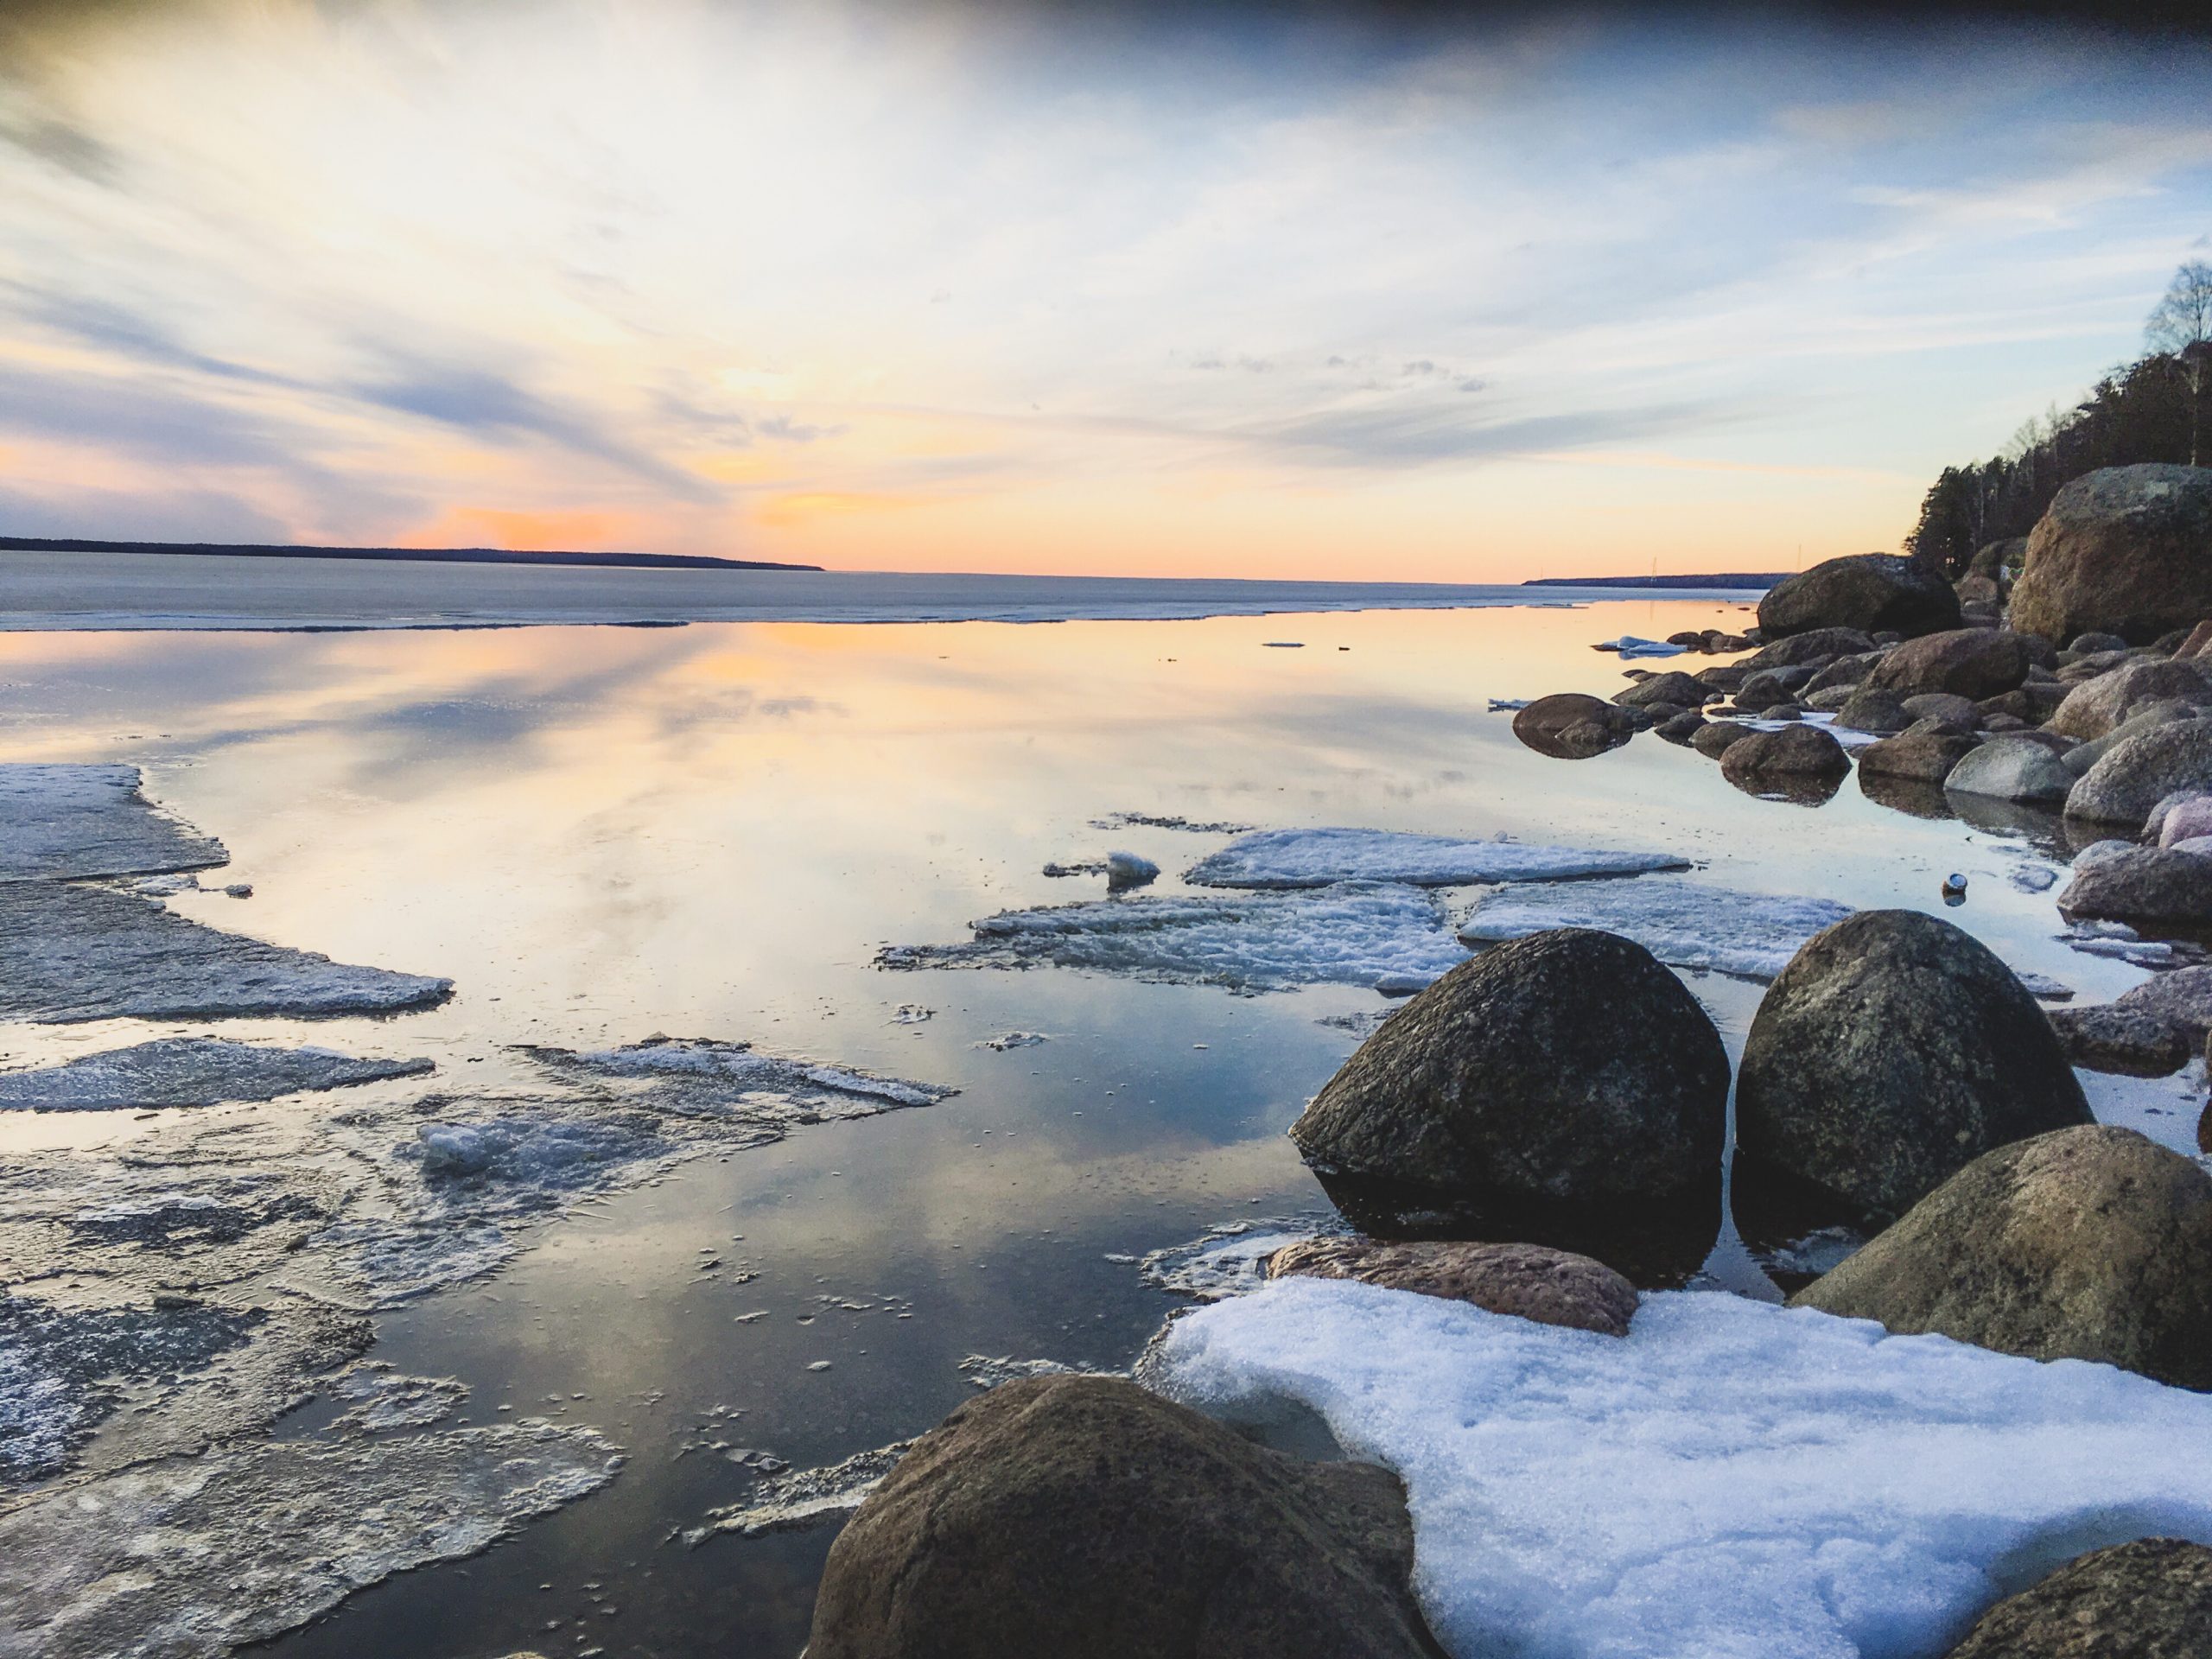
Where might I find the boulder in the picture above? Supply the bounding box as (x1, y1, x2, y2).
(1736, 911, 2091, 1220)
(1689, 721, 1751, 759)
(1757, 554, 1961, 639)
(1719, 724, 1851, 785)
(2112, 964, 2212, 1045)
(1943, 1538, 2212, 1659)
(1290, 929, 1728, 1209)
(2065, 718, 2212, 823)
(2045, 658, 2212, 741)
(1943, 735, 2075, 805)
(2046, 1003, 2190, 1077)
(1266, 1237, 1637, 1336)
(1511, 694, 1636, 760)
(2057, 845, 2212, 933)
(806, 1376, 1445, 1659)
(2157, 794, 2212, 846)
(1833, 687, 1911, 734)
(2009, 464, 2212, 644)
(1653, 710, 1706, 743)
(1954, 573, 1999, 606)
(1802, 686, 1858, 714)
(1901, 691, 1980, 726)
(1732, 666, 1815, 711)
(1862, 629, 2036, 700)
(1802, 652, 1885, 695)
(1696, 664, 1749, 693)
(1738, 627, 1876, 672)
(1789, 1125, 2212, 1389)
(1613, 671, 1709, 708)
(2068, 629, 2133, 655)
(2061, 701, 2204, 778)
(1855, 728, 1978, 783)
(1978, 682, 2069, 723)
(1965, 536, 2025, 585)
(2177, 620, 2212, 659)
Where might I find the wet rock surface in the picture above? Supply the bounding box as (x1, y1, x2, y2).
(1510, 693, 1636, 758)
(1790, 1126, 2212, 1389)
(1736, 911, 2091, 1220)
(2058, 844, 2212, 933)
(1856, 728, 1979, 782)
(805, 1375, 1445, 1659)
(1266, 1236, 1637, 1335)
(1943, 1538, 2212, 1659)
(1718, 723, 1851, 783)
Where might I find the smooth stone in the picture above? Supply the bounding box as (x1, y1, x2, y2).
(2066, 718, 2212, 824)
(1855, 729, 1979, 783)
(1266, 1237, 1637, 1337)
(1690, 721, 1751, 759)
(1758, 554, 1961, 639)
(1738, 627, 1875, 672)
(1612, 671, 1710, 709)
(1510, 694, 1636, 760)
(1863, 628, 2037, 700)
(2158, 794, 2212, 847)
(1943, 1538, 2212, 1659)
(1900, 691, 1981, 726)
(1832, 687, 1910, 734)
(2057, 846, 2212, 932)
(2046, 1003, 2190, 1077)
(1719, 724, 1851, 784)
(1943, 735, 2075, 805)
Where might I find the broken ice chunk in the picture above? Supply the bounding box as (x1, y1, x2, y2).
(0, 1039, 432, 1112)
(1456, 879, 1852, 981)
(0, 763, 227, 884)
(1183, 827, 1690, 891)
(1104, 850, 1160, 892)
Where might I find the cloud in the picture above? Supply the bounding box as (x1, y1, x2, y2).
(1249, 397, 1729, 467)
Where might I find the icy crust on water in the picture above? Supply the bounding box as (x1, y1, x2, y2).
(1137, 1217, 1343, 1301)
(694, 1437, 917, 1542)
(0, 882, 453, 1022)
(0, 763, 227, 884)
(0, 1421, 620, 1659)
(0, 1038, 433, 1111)
(1183, 827, 1690, 890)
(522, 1035, 952, 1117)
(1457, 880, 1855, 981)
(879, 881, 1469, 994)
(1157, 1279, 2212, 1659)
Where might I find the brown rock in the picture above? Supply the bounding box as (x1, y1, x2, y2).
(2010, 464, 2212, 645)
(1719, 723, 1851, 784)
(2046, 1003, 2190, 1077)
(1511, 694, 1635, 759)
(1855, 728, 1978, 783)
(1944, 1538, 2212, 1659)
(1863, 628, 2037, 700)
(1267, 1236, 1638, 1336)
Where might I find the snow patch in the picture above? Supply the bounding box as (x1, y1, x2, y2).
(1156, 1279, 2212, 1659)
(1184, 826, 1691, 890)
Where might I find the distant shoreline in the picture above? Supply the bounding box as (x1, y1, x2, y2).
(1522, 574, 1786, 590)
(0, 536, 820, 573)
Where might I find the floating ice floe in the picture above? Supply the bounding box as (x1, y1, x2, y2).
(1137, 1217, 1341, 1302)
(520, 1035, 954, 1120)
(1732, 711, 1885, 752)
(0, 882, 452, 1023)
(0, 1039, 433, 1112)
(321, 1363, 469, 1433)
(0, 764, 228, 885)
(879, 881, 1470, 995)
(1090, 811, 1255, 835)
(1185, 827, 1691, 890)
(1457, 880, 1853, 982)
(975, 1031, 1050, 1051)
(2058, 921, 2194, 968)
(690, 1438, 916, 1542)
(0, 1421, 620, 1659)
(1593, 636, 1687, 658)
(1156, 1278, 2212, 1659)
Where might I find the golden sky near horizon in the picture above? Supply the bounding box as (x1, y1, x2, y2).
(1, 0, 2209, 580)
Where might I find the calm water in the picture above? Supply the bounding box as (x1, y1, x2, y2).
(0, 601, 2188, 1659)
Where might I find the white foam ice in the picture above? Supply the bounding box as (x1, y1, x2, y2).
(878, 881, 1471, 995)
(0, 763, 228, 884)
(1184, 827, 1691, 890)
(1136, 1217, 1342, 1301)
(521, 1035, 955, 1116)
(1596, 636, 1687, 658)
(0, 1039, 432, 1111)
(1155, 1278, 2212, 1659)
(1456, 879, 1853, 981)
(1733, 711, 1885, 752)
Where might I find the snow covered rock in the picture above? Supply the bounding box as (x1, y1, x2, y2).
(1942, 1538, 2212, 1658)
(1737, 911, 2090, 1221)
(1268, 1236, 1637, 1336)
(1455, 878, 1851, 982)
(878, 882, 1470, 995)
(805, 1375, 1441, 1659)
(1291, 929, 1728, 1209)
(1183, 826, 1688, 890)
(1792, 1126, 2212, 1389)
(0, 763, 226, 884)
(1155, 1276, 2212, 1659)
(1103, 849, 1158, 891)
(0, 881, 452, 1022)
(0, 1039, 431, 1111)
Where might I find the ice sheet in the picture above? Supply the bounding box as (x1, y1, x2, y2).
(1456, 879, 1854, 981)
(1157, 1278, 2212, 1659)
(0, 764, 227, 883)
(0, 1039, 432, 1111)
(1184, 826, 1691, 890)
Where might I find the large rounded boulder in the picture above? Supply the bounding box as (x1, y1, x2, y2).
(2009, 464, 2212, 645)
(1510, 693, 1635, 759)
(1943, 734, 2074, 804)
(807, 1375, 1445, 1659)
(2065, 718, 2212, 824)
(1943, 1538, 2212, 1659)
(1789, 1126, 2212, 1389)
(2045, 657, 2212, 741)
(1861, 628, 2036, 700)
(2056, 843, 2212, 934)
(1735, 911, 2090, 1220)
(1718, 723, 1851, 785)
(1758, 553, 1961, 639)
(1290, 928, 1728, 1209)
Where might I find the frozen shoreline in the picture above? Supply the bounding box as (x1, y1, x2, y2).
(0, 550, 1763, 632)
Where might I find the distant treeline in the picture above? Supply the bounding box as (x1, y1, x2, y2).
(0, 537, 821, 573)
(1522, 575, 1788, 590)
(1903, 261, 2210, 578)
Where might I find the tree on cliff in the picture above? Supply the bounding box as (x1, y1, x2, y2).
(2145, 259, 2212, 466)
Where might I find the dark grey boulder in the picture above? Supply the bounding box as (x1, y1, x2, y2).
(1802, 651, 1885, 695)
(1855, 728, 1977, 783)
(2047, 1003, 2190, 1077)
(1944, 735, 2075, 804)
(2061, 701, 2204, 778)
(1613, 671, 1709, 708)
(1802, 686, 1858, 715)
(1736, 911, 2091, 1220)
(1690, 721, 1750, 759)
(1738, 626, 1875, 672)
(2056, 844, 2212, 933)
(1862, 629, 2036, 700)
(1732, 665, 1815, 711)
(1510, 694, 1635, 759)
(1789, 1125, 2212, 1389)
(2009, 464, 2212, 644)
(1901, 691, 1980, 726)
(2065, 718, 2212, 823)
(2112, 964, 2212, 1044)
(1833, 687, 1910, 734)
(806, 1376, 1445, 1659)
(2066, 629, 2133, 655)
(2046, 658, 2212, 741)
(1978, 682, 2069, 724)
(1290, 929, 1728, 1208)
(1719, 724, 1851, 785)
(1267, 1236, 1637, 1336)
(1653, 710, 1707, 743)
(1944, 1538, 2212, 1659)
(1758, 553, 1961, 639)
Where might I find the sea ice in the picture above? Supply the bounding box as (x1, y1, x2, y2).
(0, 764, 227, 884)
(691, 1438, 915, 1541)
(520, 1035, 955, 1118)
(1456, 879, 1853, 981)
(321, 1363, 469, 1433)
(1595, 636, 1687, 658)
(1156, 1279, 2212, 1659)
(878, 881, 1471, 994)
(1184, 827, 1691, 890)
(1137, 1217, 1342, 1301)
(1090, 811, 1256, 835)
(975, 1031, 1050, 1050)
(0, 881, 452, 1022)
(0, 1038, 432, 1111)
(0, 1421, 620, 1659)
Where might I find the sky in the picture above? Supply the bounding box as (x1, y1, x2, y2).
(1, 0, 2209, 581)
